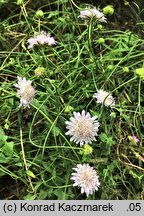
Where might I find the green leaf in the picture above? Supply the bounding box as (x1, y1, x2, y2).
(129, 170, 144, 184)
(26, 170, 36, 178)
(15, 162, 23, 167)
(3, 141, 14, 156)
(99, 133, 115, 156)
(0, 126, 5, 136)
(51, 125, 61, 137)
(0, 136, 8, 147)
(99, 133, 115, 145)
(38, 190, 48, 199)
(0, 127, 8, 147)
(0, 153, 11, 163)
(47, 11, 59, 19)
(23, 194, 36, 200)
(53, 189, 63, 199)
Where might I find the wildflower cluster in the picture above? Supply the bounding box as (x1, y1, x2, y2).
(11, 3, 140, 199)
(12, 5, 115, 197)
(65, 89, 115, 196)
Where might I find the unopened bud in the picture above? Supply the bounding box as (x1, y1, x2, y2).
(36, 10, 44, 18)
(34, 67, 45, 77)
(103, 5, 114, 15)
(98, 38, 105, 44)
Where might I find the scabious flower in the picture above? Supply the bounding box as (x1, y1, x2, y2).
(14, 76, 36, 108)
(78, 7, 107, 23)
(93, 90, 115, 107)
(27, 31, 56, 49)
(71, 164, 100, 197)
(65, 110, 100, 147)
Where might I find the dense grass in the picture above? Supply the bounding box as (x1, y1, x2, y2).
(0, 0, 144, 200)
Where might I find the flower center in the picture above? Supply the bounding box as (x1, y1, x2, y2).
(81, 170, 92, 186)
(103, 96, 114, 106)
(75, 119, 93, 139)
(21, 85, 35, 101)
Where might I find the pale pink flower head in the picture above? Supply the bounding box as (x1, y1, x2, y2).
(93, 90, 115, 107)
(71, 164, 100, 197)
(27, 31, 56, 49)
(35, 31, 49, 45)
(27, 38, 38, 49)
(131, 135, 140, 143)
(78, 7, 107, 23)
(65, 110, 100, 147)
(44, 35, 57, 46)
(14, 76, 36, 108)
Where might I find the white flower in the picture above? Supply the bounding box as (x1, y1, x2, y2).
(93, 90, 115, 107)
(78, 7, 107, 23)
(27, 38, 38, 49)
(27, 31, 56, 49)
(45, 36, 56, 46)
(65, 110, 100, 146)
(14, 76, 36, 108)
(71, 164, 100, 197)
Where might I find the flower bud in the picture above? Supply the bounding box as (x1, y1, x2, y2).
(107, 65, 114, 70)
(64, 105, 74, 113)
(124, 1, 130, 6)
(103, 5, 114, 15)
(110, 112, 116, 118)
(83, 144, 93, 155)
(34, 67, 45, 77)
(17, 0, 23, 5)
(98, 38, 105, 44)
(123, 67, 129, 73)
(97, 24, 103, 30)
(36, 10, 44, 18)
(135, 68, 144, 80)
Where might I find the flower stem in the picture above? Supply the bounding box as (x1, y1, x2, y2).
(20, 127, 35, 193)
